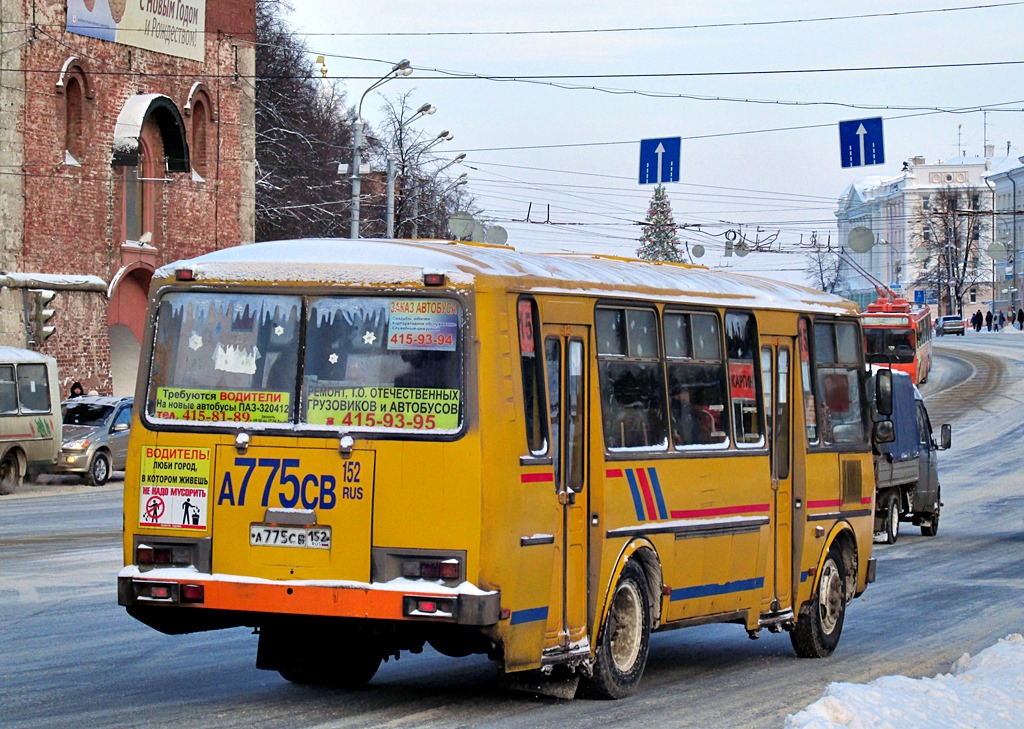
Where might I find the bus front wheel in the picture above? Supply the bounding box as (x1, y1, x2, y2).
(790, 545, 847, 658)
(582, 559, 651, 699)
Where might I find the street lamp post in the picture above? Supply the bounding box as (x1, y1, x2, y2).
(350, 59, 412, 239)
(386, 102, 435, 238)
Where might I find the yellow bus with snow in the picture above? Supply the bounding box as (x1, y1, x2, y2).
(118, 238, 880, 698)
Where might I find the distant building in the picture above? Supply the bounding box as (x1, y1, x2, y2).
(835, 150, 1018, 315)
(0, 0, 255, 397)
(984, 157, 1024, 314)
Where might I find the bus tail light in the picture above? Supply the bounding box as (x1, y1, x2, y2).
(135, 582, 174, 601)
(137, 543, 194, 568)
(180, 584, 205, 603)
(402, 558, 461, 581)
(403, 596, 456, 619)
(423, 271, 446, 286)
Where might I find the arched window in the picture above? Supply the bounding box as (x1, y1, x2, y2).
(65, 76, 84, 164)
(191, 97, 209, 178)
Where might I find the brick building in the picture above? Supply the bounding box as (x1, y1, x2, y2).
(0, 0, 255, 397)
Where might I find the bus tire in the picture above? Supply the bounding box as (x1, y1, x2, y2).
(279, 634, 381, 688)
(790, 545, 847, 659)
(0, 451, 22, 495)
(883, 493, 900, 545)
(582, 560, 651, 699)
(88, 452, 111, 487)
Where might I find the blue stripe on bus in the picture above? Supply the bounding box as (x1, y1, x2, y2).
(670, 577, 765, 602)
(624, 469, 647, 521)
(647, 467, 668, 520)
(510, 606, 549, 625)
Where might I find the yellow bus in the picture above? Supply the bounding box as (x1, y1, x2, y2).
(118, 238, 882, 698)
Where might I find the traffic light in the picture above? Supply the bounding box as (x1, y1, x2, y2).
(31, 289, 57, 344)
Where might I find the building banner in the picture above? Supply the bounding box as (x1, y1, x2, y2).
(67, 0, 206, 62)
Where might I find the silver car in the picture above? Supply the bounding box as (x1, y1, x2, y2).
(52, 396, 133, 486)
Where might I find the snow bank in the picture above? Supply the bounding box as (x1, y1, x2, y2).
(785, 634, 1024, 729)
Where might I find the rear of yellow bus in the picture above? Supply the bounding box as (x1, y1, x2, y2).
(118, 255, 500, 686)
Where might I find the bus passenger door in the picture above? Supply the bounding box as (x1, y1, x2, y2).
(543, 327, 589, 651)
(761, 338, 793, 612)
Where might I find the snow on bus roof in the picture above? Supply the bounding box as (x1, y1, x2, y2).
(0, 345, 57, 364)
(156, 238, 855, 315)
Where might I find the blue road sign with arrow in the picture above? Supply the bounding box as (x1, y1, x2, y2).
(639, 137, 681, 184)
(839, 117, 884, 168)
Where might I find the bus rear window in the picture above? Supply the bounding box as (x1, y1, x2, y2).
(302, 297, 463, 433)
(148, 293, 302, 424)
(147, 293, 463, 434)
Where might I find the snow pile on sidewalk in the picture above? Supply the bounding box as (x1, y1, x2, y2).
(785, 634, 1024, 729)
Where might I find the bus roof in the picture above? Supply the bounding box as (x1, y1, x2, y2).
(0, 345, 57, 364)
(157, 238, 858, 316)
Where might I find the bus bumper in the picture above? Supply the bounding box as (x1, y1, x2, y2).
(118, 567, 501, 629)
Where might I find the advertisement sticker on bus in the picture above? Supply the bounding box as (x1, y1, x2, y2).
(305, 386, 461, 430)
(386, 299, 458, 351)
(729, 361, 756, 399)
(138, 446, 211, 529)
(154, 387, 290, 423)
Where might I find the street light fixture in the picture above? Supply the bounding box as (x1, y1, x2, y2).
(386, 102, 437, 238)
(350, 59, 412, 239)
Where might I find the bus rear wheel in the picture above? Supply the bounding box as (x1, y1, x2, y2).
(0, 452, 22, 495)
(279, 649, 381, 689)
(790, 545, 847, 658)
(582, 559, 651, 699)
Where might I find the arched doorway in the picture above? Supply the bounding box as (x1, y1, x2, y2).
(108, 266, 153, 398)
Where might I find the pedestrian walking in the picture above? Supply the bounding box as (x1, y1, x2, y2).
(1018, 307, 1024, 330)
(999, 310, 1006, 330)
(986, 310, 993, 331)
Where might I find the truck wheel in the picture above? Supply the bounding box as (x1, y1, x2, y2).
(0, 452, 22, 495)
(883, 493, 899, 545)
(581, 559, 651, 699)
(921, 489, 940, 537)
(790, 545, 847, 658)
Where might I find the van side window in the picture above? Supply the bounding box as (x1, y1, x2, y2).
(596, 306, 666, 450)
(17, 364, 51, 413)
(0, 365, 17, 414)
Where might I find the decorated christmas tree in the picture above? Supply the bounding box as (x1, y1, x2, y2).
(637, 185, 683, 262)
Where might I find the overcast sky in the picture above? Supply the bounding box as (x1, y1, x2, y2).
(286, 1, 1024, 283)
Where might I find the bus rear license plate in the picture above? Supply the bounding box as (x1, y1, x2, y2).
(249, 525, 331, 549)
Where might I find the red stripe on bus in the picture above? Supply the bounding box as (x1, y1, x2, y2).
(635, 468, 658, 522)
(806, 499, 843, 509)
(861, 496, 873, 505)
(606, 469, 623, 478)
(520, 472, 554, 484)
(669, 504, 770, 519)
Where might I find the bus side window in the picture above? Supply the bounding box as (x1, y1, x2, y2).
(665, 311, 728, 448)
(17, 363, 51, 413)
(0, 364, 17, 414)
(517, 298, 548, 455)
(725, 312, 763, 446)
(596, 307, 666, 450)
(813, 321, 867, 445)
